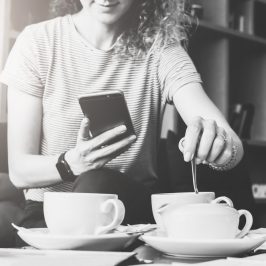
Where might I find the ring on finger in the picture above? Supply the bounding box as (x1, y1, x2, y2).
(216, 133, 227, 143)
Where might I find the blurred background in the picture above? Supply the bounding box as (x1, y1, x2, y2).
(0, 0, 266, 242)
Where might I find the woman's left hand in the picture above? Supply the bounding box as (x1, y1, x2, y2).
(179, 116, 234, 165)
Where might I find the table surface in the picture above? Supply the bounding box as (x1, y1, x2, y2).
(0, 248, 135, 266)
(0, 244, 266, 266)
(131, 244, 266, 265)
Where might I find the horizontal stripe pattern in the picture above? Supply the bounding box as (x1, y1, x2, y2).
(0, 15, 201, 201)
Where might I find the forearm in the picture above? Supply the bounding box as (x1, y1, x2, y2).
(7, 88, 64, 188)
(8, 153, 62, 189)
(225, 128, 244, 167)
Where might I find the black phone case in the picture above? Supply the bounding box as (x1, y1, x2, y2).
(79, 92, 135, 144)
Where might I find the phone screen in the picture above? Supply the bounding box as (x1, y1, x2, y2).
(79, 92, 135, 143)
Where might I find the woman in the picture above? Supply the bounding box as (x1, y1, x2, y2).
(0, 0, 243, 245)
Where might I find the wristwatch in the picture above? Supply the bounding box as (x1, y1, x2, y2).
(56, 152, 77, 182)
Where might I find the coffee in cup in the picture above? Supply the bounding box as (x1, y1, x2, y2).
(157, 202, 253, 239)
(43, 192, 125, 235)
(151, 192, 233, 228)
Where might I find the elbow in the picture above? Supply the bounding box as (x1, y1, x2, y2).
(9, 173, 28, 189)
(8, 166, 30, 189)
(8, 153, 35, 189)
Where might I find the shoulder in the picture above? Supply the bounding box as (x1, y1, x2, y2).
(159, 42, 189, 59)
(155, 42, 195, 70)
(18, 15, 71, 46)
(149, 41, 190, 65)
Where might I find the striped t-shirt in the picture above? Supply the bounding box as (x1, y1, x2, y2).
(0, 15, 201, 201)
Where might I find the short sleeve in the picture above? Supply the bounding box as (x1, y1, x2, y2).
(0, 26, 43, 98)
(158, 44, 202, 103)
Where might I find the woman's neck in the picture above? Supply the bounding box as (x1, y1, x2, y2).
(72, 10, 123, 51)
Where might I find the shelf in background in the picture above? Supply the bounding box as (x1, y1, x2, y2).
(255, 0, 266, 4)
(246, 140, 266, 148)
(197, 20, 266, 47)
(254, 198, 266, 204)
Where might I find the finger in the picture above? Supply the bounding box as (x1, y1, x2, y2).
(77, 117, 92, 143)
(87, 125, 127, 151)
(206, 127, 227, 163)
(195, 120, 217, 164)
(81, 135, 135, 169)
(91, 135, 136, 160)
(82, 156, 112, 171)
(213, 136, 233, 166)
(83, 148, 126, 171)
(94, 147, 127, 167)
(90, 157, 111, 170)
(183, 116, 203, 162)
(178, 137, 185, 153)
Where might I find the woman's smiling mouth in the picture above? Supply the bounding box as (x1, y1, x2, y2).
(95, 0, 119, 8)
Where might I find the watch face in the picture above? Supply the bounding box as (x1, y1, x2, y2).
(56, 154, 76, 182)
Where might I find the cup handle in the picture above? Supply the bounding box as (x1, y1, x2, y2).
(236, 209, 253, 238)
(212, 196, 234, 207)
(95, 199, 125, 235)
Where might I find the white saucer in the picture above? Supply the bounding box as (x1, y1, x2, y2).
(17, 228, 139, 251)
(140, 231, 266, 259)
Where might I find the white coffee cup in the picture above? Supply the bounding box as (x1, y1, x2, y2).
(151, 192, 233, 229)
(157, 202, 253, 239)
(43, 192, 125, 235)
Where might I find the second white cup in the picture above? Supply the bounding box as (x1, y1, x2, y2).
(157, 202, 253, 239)
(151, 192, 233, 229)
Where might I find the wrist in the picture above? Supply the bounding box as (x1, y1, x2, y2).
(65, 149, 83, 176)
(208, 144, 238, 171)
(56, 151, 77, 182)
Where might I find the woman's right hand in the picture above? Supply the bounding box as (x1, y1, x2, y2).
(65, 117, 136, 175)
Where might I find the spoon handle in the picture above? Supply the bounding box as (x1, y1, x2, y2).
(179, 137, 199, 194)
(191, 158, 199, 194)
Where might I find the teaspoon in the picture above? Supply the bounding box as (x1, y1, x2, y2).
(178, 137, 199, 194)
(191, 157, 199, 194)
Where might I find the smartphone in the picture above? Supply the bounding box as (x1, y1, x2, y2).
(78, 90, 135, 144)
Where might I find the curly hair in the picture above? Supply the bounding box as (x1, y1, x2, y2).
(49, 0, 195, 56)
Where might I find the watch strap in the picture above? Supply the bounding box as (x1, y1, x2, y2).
(56, 152, 77, 182)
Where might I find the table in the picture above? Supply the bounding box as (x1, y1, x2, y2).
(0, 248, 135, 266)
(129, 245, 266, 265)
(1, 244, 266, 266)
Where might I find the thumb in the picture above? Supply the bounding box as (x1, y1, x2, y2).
(77, 117, 92, 143)
(178, 137, 185, 153)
